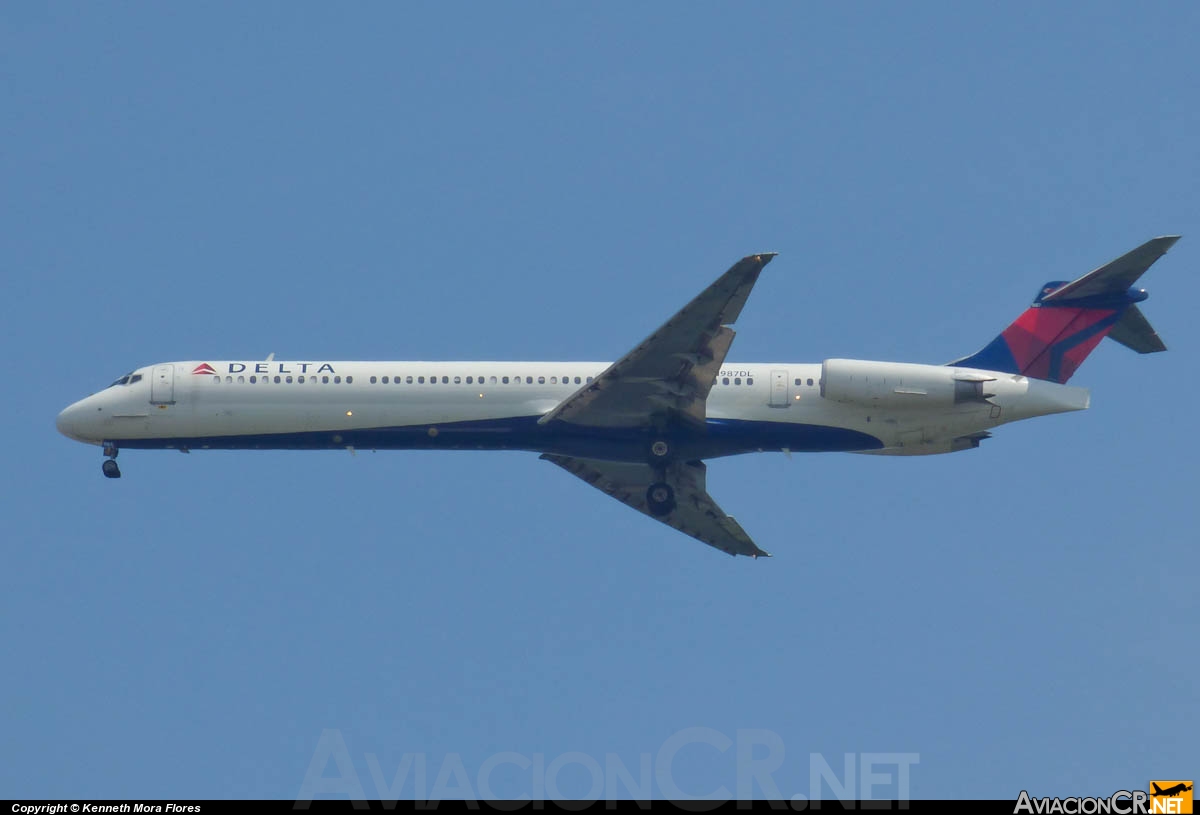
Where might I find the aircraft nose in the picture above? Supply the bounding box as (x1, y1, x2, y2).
(56, 399, 94, 442)
(57, 403, 78, 439)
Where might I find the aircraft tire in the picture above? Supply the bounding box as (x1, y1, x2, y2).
(646, 482, 675, 516)
(102, 459, 121, 479)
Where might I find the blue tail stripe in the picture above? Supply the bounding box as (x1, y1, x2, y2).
(949, 335, 1019, 375)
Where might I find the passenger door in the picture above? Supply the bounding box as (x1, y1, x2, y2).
(150, 364, 175, 404)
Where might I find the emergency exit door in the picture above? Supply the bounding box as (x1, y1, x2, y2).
(769, 369, 790, 407)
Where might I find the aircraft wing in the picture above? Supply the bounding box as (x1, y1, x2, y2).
(540, 453, 769, 558)
(538, 253, 777, 429)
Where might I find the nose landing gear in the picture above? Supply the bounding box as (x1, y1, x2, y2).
(102, 443, 121, 479)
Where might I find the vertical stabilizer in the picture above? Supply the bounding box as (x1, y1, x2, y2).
(949, 236, 1178, 383)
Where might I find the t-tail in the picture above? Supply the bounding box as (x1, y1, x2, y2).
(949, 236, 1180, 384)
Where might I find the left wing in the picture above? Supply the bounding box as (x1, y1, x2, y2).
(540, 453, 769, 558)
(538, 253, 776, 429)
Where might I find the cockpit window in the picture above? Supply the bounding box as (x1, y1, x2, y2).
(108, 371, 143, 388)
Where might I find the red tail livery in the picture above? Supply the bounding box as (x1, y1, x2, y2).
(950, 236, 1178, 383)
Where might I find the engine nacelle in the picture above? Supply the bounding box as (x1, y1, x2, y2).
(820, 359, 997, 409)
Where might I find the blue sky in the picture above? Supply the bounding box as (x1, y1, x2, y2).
(3, 2, 1197, 802)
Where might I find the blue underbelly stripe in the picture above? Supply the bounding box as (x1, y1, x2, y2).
(110, 415, 884, 459)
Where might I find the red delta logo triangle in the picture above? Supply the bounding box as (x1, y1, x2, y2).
(191, 363, 217, 376)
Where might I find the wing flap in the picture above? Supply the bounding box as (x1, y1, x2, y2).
(541, 454, 769, 558)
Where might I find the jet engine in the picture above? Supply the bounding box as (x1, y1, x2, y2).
(819, 359, 996, 409)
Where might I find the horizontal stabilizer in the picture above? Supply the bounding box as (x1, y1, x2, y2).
(1042, 236, 1180, 301)
(1107, 304, 1167, 354)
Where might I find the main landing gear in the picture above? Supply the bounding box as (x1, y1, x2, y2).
(645, 481, 676, 517)
(644, 436, 676, 516)
(102, 443, 121, 479)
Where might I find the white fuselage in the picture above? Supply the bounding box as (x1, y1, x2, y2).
(56, 359, 1090, 461)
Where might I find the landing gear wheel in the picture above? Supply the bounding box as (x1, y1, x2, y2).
(102, 459, 121, 479)
(646, 482, 676, 516)
(649, 439, 670, 460)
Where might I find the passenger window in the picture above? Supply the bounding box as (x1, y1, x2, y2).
(250, 375, 257, 384)
(442, 376, 449, 384)
(454, 376, 462, 384)
(406, 376, 413, 384)
(747, 377, 753, 385)
(538, 376, 545, 384)
(298, 375, 305, 383)
(550, 376, 558, 384)
(212, 376, 220, 384)
(807, 378, 814, 386)
(370, 376, 377, 384)
(237, 375, 245, 384)
(526, 376, 533, 384)
(322, 376, 330, 384)
(795, 378, 801, 386)
(734, 378, 741, 385)
(417, 376, 425, 384)
(502, 376, 510, 384)
(346, 376, 353, 384)
(274, 376, 281, 384)
(574, 376, 581, 384)
(466, 376, 473, 384)
(586, 376, 593, 383)
(723, 377, 730, 385)
(490, 376, 497, 384)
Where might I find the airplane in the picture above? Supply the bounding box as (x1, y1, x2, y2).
(56, 236, 1180, 559)
(1152, 783, 1193, 797)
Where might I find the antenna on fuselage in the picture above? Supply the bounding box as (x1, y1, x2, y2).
(266, 352, 275, 362)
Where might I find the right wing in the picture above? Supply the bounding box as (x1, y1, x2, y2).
(540, 453, 769, 558)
